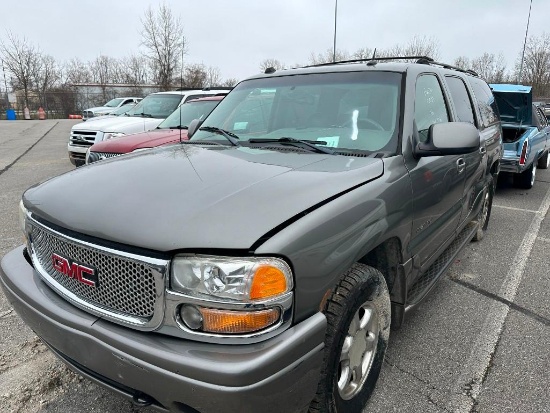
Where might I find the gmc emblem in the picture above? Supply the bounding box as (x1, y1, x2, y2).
(52, 253, 99, 288)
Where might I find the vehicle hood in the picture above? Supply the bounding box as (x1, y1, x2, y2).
(24, 146, 384, 252)
(490, 84, 532, 125)
(91, 107, 114, 114)
(71, 116, 163, 133)
(85, 106, 109, 113)
(90, 129, 187, 153)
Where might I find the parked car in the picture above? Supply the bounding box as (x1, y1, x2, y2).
(68, 89, 231, 166)
(81, 97, 142, 121)
(490, 84, 550, 188)
(85, 96, 224, 164)
(2, 58, 502, 413)
(83, 101, 139, 122)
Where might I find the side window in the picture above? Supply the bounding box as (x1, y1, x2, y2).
(184, 94, 207, 102)
(536, 107, 547, 129)
(470, 79, 499, 129)
(445, 76, 476, 124)
(415, 74, 449, 142)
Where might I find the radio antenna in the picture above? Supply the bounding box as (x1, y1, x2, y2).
(179, 38, 184, 144)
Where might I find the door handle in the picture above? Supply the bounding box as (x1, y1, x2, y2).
(457, 158, 465, 174)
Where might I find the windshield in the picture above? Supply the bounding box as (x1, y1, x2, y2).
(104, 98, 124, 108)
(110, 103, 137, 115)
(191, 71, 402, 154)
(158, 99, 220, 129)
(126, 94, 183, 118)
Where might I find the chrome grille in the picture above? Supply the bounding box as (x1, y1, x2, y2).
(87, 151, 121, 164)
(29, 219, 169, 329)
(70, 130, 97, 147)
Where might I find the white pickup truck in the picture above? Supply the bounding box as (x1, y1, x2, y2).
(68, 89, 230, 166)
(81, 97, 142, 121)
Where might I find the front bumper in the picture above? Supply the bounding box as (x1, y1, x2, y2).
(0, 246, 326, 413)
(67, 144, 88, 166)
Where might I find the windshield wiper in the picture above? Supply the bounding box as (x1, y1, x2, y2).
(248, 137, 335, 155)
(199, 126, 241, 146)
(132, 112, 153, 118)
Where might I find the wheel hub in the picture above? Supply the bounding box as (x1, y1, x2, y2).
(337, 304, 379, 400)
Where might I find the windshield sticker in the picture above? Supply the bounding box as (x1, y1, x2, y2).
(317, 136, 339, 147)
(233, 122, 248, 130)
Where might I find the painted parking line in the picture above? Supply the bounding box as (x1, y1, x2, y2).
(447, 185, 550, 413)
(492, 204, 538, 214)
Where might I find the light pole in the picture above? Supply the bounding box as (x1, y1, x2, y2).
(518, 0, 533, 84)
(333, 0, 338, 62)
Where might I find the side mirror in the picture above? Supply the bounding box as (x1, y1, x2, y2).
(414, 122, 480, 158)
(187, 119, 203, 139)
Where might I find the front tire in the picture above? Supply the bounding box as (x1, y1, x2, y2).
(309, 264, 391, 413)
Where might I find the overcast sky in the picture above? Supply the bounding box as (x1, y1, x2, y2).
(0, 0, 548, 82)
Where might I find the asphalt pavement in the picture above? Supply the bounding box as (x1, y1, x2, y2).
(0, 120, 548, 413)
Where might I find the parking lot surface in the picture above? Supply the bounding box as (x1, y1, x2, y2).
(0, 120, 548, 412)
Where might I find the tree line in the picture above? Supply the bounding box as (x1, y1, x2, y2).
(0, 3, 238, 114)
(260, 34, 550, 98)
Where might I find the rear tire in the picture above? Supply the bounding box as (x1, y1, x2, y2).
(472, 176, 494, 242)
(537, 151, 550, 169)
(309, 264, 391, 413)
(514, 162, 537, 189)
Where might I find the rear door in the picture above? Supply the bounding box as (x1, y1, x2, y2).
(407, 73, 465, 267)
(444, 75, 483, 226)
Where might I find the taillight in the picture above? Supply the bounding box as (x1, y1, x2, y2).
(519, 141, 528, 166)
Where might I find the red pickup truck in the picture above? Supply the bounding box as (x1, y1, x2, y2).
(86, 95, 224, 164)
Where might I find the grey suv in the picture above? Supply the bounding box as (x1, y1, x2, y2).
(1, 57, 502, 413)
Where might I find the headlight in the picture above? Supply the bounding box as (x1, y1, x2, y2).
(103, 132, 125, 140)
(19, 200, 28, 235)
(171, 255, 293, 335)
(171, 255, 293, 301)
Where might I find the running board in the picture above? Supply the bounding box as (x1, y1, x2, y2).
(406, 222, 477, 308)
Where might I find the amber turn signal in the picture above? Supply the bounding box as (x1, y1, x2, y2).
(250, 266, 288, 300)
(199, 307, 280, 334)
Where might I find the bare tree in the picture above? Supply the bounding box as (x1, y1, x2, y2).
(259, 58, 285, 72)
(33, 54, 60, 108)
(91, 55, 119, 102)
(401, 35, 440, 60)
(141, 2, 186, 90)
(309, 48, 350, 65)
(515, 33, 550, 96)
(0, 31, 41, 107)
(221, 77, 239, 87)
(64, 58, 92, 84)
(471, 53, 508, 83)
(182, 63, 207, 88)
(205, 66, 222, 87)
(121, 54, 150, 85)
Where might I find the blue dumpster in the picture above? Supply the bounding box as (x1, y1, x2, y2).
(6, 109, 16, 120)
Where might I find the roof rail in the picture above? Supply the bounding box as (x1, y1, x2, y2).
(416, 58, 479, 77)
(304, 56, 434, 68)
(302, 55, 479, 77)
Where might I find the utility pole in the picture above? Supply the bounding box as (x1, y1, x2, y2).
(333, 0, 338, 62)
(518, 0, 533, 84)
(1, 59, 10, 109)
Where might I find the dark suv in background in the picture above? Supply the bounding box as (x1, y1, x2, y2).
(1, 57, 502, 413)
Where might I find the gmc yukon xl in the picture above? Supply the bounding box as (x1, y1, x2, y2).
(0, 57, 502, 413)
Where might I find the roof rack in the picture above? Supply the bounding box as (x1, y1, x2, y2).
(416, 58, 479, 77)
(304, 56, 434, 68)
(174, 86, 233, 91)
(303, 55, 479, 77)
